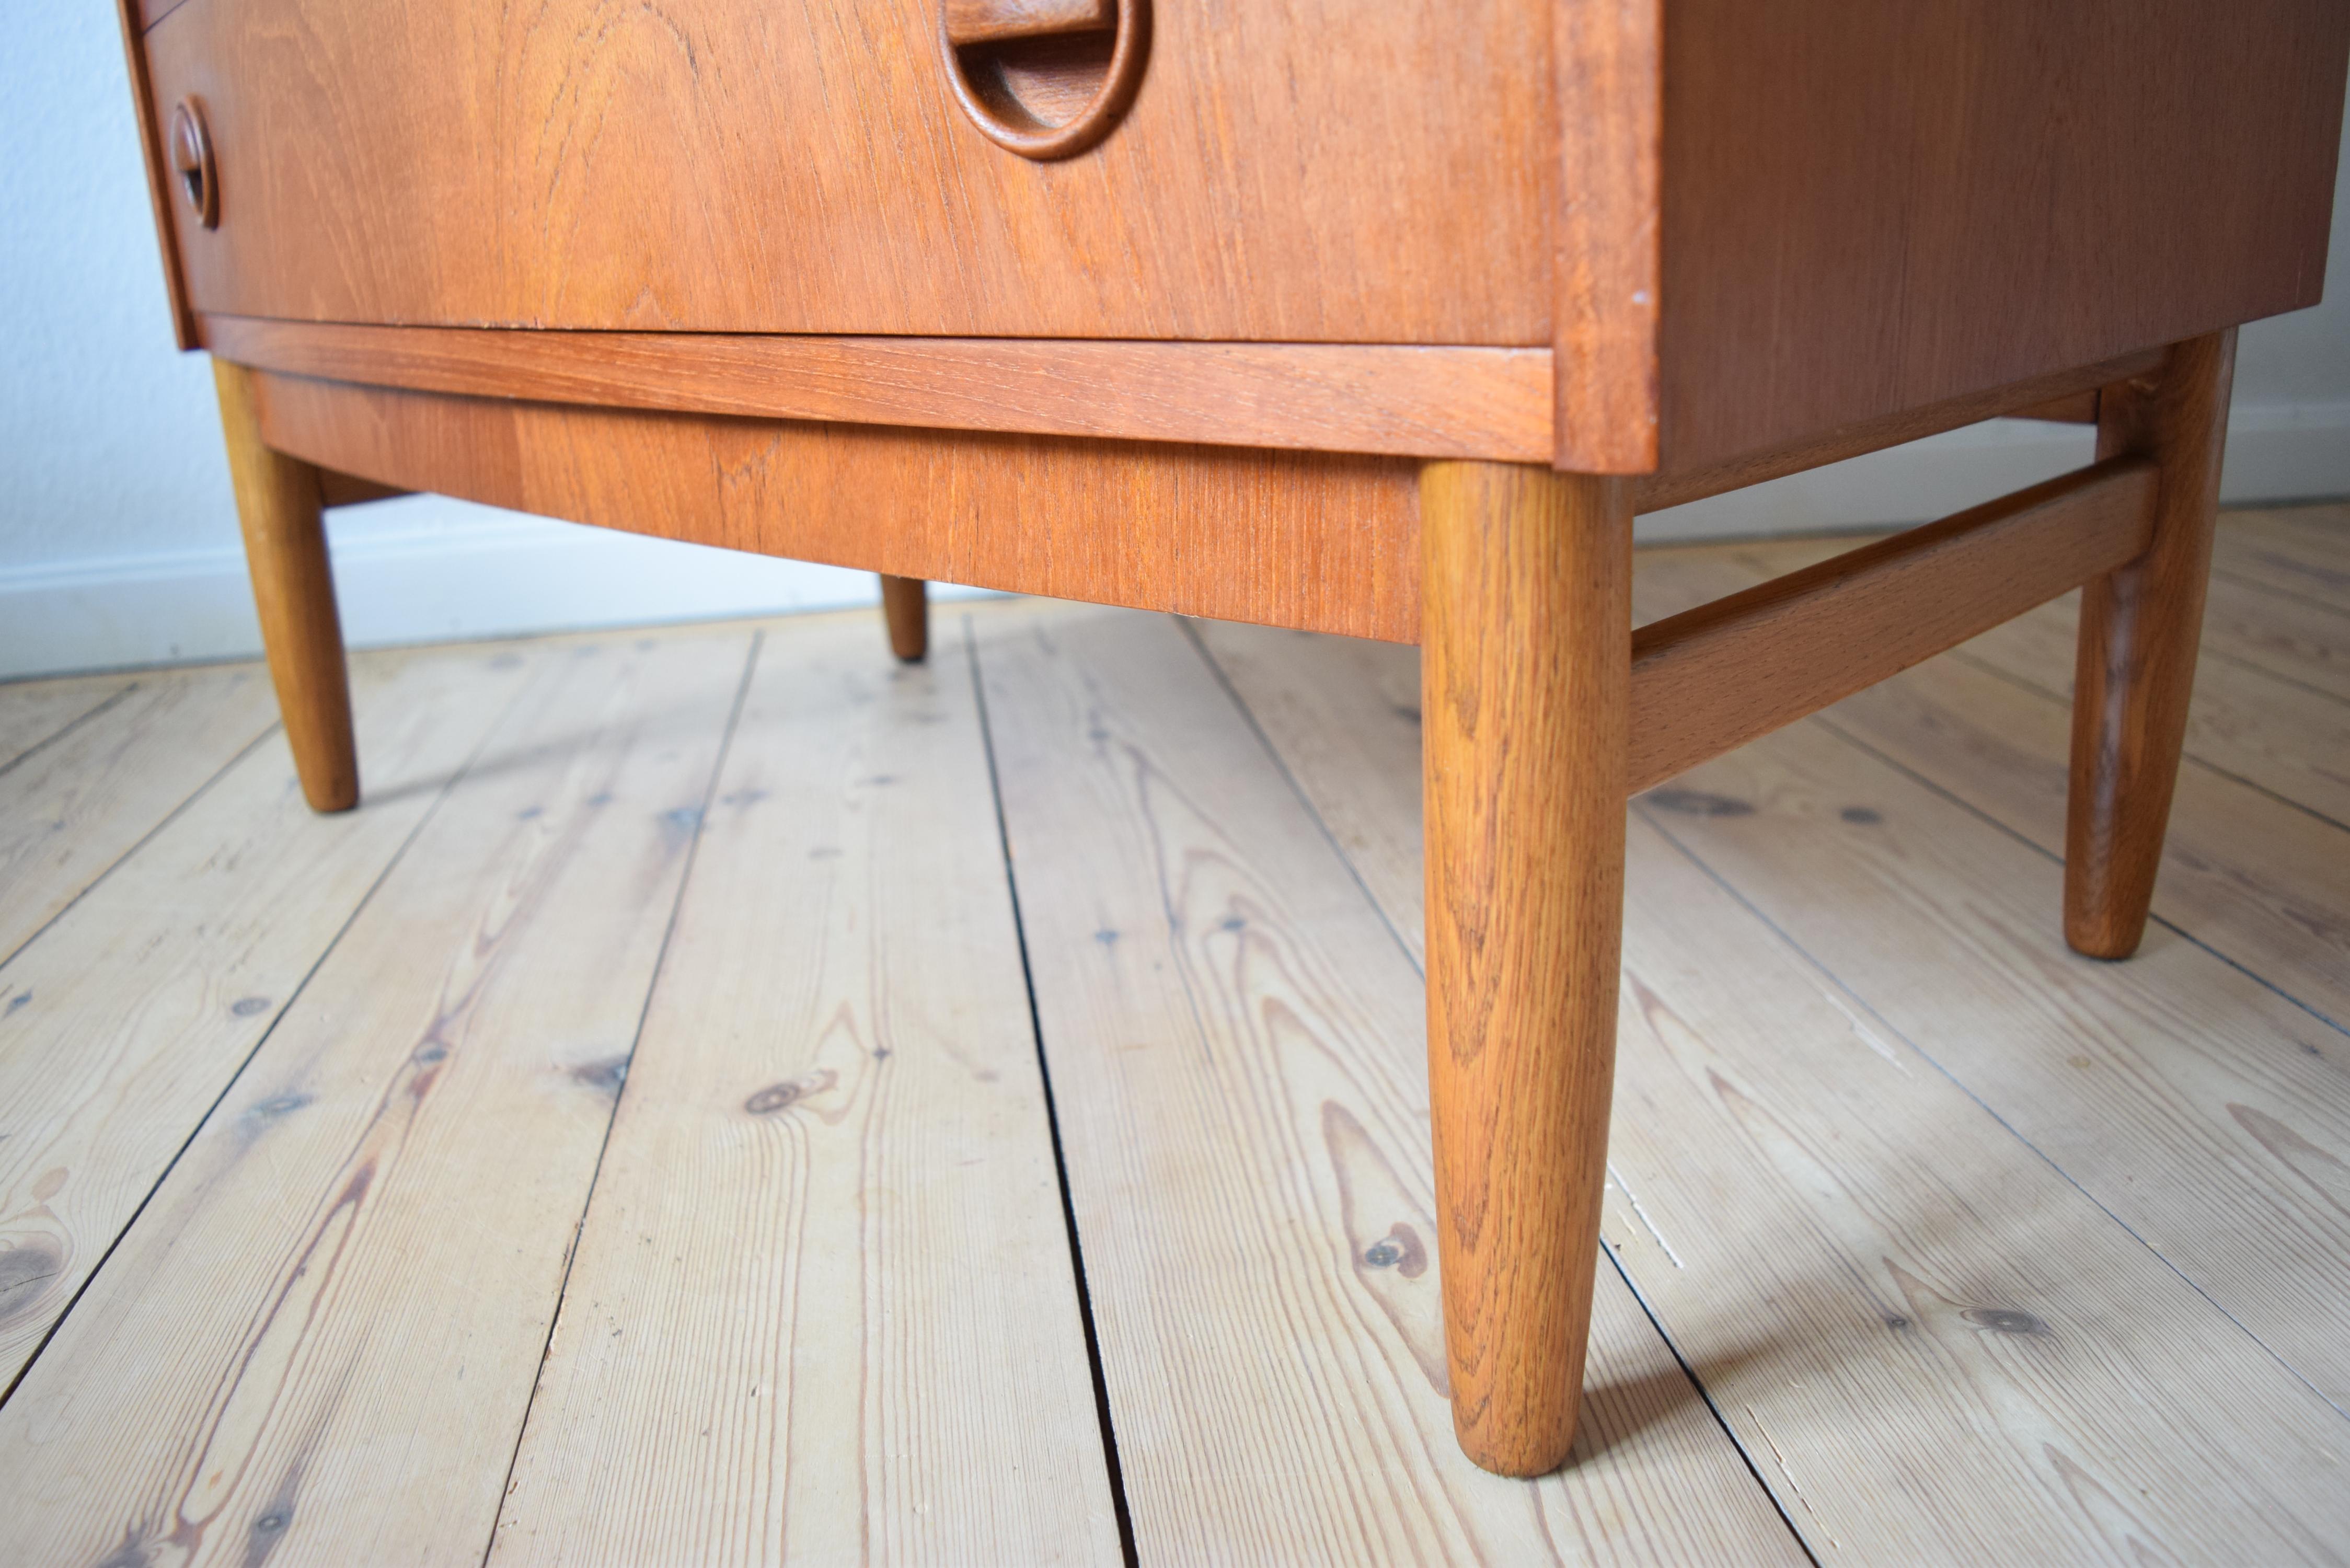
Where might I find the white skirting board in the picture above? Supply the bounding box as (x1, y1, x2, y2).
(0, 513, 996, 679)
(3, 403, 2344, 682)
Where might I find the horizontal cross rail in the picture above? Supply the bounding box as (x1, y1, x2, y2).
(1627, 455, 2158, 794)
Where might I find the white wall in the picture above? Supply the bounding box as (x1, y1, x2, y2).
(4, 8, 2345, 678)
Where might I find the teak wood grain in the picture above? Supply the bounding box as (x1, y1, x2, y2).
(201, 317, 1557, 463)
(0, 630, 750, 1566)
(141, 0, 1550, 346)
(206, 318, 2174, 485)
(230, 359, 2263, 659)
(490, 621, 1116, 1565)
(974, 604, 1806, 1563)
(1420, 464, 1631, 1474)
(1551, 0, 1660, 472)
(1647, 0, 2345, 472)
(0, 642, 535, 1387)
(2068, 333, 2236, 959)
(249, 372, 1427, 643)
(1627, 456, 2157, 793)
(2013, 391, 2103, 424)
(142, 1, 2345, 472)
(1628, 350, 2163, 513)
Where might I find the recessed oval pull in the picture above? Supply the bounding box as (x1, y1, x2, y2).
(170, 98, 218, 229)
(946, 0, 1113, 47)
(940, 0, 1148, 160)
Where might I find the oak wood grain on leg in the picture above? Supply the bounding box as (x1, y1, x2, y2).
(1421, 460, 1631, 1477)
(879, 573, 929, 662)
(213, 359, 359, 811)
(2067, 332, 2236, 958)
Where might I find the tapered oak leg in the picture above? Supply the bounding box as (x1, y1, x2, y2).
(1421, 460, 1631, 1477)
(2066, 331, 2234, 958)
(879, 574, 929, 663)
(213, 359, 359, 813)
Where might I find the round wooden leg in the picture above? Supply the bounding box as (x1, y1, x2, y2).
(880, 574, 929, 663)
(2067, 331, 2234, 959)
(1420, 459, 1631, 1477)
(214, 360, 359, 813)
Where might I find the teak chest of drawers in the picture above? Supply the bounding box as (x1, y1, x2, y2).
(119, 0, 2349, 1477)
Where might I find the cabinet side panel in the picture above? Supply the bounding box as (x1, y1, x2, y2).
(116, 0, 196, 349)
(1552, 0, 1662, 473)
(1656, 0, 2350, 472)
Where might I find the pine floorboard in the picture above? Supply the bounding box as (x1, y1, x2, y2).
(0, 503, 2343, 1564)
(0, 629, 749, 1565)
(1194, 608, 2350, 1562)
(0, 664, 281, 967)
(0, 670, 135, 777)
(976, 606, 1806, 1566)
(2213, 503, 2350, 608)
(0, 640, 537, 1387)
(489, 618, 1120, 1567)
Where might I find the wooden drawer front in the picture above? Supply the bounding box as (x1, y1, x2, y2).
(142, 0, 1551, 344)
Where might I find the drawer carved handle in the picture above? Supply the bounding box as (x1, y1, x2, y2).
(170, 99, 218, 229)
(941, 0, 1148, 159)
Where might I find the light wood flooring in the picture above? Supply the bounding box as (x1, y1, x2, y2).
(1, 506, 2346, 1566)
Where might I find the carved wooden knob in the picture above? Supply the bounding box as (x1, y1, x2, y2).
(940, 0, 1147, 160)
(170, 99, 218, 229)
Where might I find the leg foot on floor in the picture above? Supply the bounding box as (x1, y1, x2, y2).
(2066, 331, 2234, 959)
(880, 574, 929, 663)
(1421, 459, 1631, 1477)
(214, 360, 359, 813)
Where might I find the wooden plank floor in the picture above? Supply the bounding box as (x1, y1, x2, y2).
(1, 504, 2344, 1565)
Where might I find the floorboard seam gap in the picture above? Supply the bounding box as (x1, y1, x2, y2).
(1600, 1242, 1822, 1562)
(1806, 710, 2350, 1039)
(1940, 648, 2350, 836)
(963, 611, 1141, 1568)
(477, 630, 764, 1568)
(0, 720, 278, 976)
(1183, 614, 1810, 1548)
(2209, 564, 2350, 621)
(2198, 647, 2349, 710)
(0, 676, 515, 1410)
(1177, 616, 1425, 978)
(0, 682, 136, 782)
(1633, 800, 2350, 1429)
